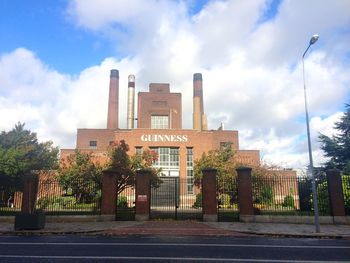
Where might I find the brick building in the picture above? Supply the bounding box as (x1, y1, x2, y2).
(61, 69, 261, 194)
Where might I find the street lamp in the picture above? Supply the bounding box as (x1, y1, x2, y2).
(302, 34, 320, 233)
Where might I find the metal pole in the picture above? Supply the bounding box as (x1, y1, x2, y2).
(302, 44, 320, 233)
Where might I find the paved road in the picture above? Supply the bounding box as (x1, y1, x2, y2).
(0, 235, 349, 262)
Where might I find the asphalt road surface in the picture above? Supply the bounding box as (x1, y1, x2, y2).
(0, 235, 349, 262)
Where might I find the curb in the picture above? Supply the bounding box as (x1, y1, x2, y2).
(0, 229, 105, 236)
(1, 228, 349, 239)
(226, 229, 350, 239)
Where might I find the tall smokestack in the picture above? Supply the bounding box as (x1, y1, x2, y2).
(193, 73, 203, 131)
(127, 74, 135, 129)
(107, 69, 119, 129)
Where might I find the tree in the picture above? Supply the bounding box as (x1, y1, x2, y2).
(193, 143, 274, 182)
(0, 122, 58, 189)
(319, 104, 350, 173)
(57, 151, 103, 203)
(194, 144, 280, 207)
(194, 143, 236, 184)
(106, 140, 161, 194)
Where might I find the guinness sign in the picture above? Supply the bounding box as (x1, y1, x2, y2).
(141, 134, 188, 142)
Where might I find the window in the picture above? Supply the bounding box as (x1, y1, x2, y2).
(186, 148, 193, 167)
(150, 147, 179, 176)
(151, 115, 169, 129)
(186, 148, 194, 194)
(89, 140, 97, 149)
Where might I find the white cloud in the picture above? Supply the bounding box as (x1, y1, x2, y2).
(1, 0, 349, 170)
(0, 48, 140, 148)
(311, 112, 342, 138)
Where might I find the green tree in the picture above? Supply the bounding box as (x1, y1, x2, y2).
(194, 143, 236, 183)
(194, 143, 274, 183)
(194, 144, 237, 207)
(0, 123, 58, 189)
(319, 104, 350, 173)
(106, 140, 161, 194)
(57, 150, 103, 203)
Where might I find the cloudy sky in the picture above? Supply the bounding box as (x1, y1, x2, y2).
(0, 0, 349, 170)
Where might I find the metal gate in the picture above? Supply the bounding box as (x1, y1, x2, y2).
(116, 186, 135, 220)
(217, 177, 239, 222)
(150, 177, 202, 220)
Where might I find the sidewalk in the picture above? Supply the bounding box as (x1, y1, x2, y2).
(1, 220, 350, 238)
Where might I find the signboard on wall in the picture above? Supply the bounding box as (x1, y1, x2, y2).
(141, 134, 188, 142)
(137, 195, 148, 202)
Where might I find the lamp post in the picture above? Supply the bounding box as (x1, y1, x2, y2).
(302, 34, 320, 233)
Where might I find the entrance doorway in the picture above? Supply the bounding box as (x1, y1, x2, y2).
(150, 177, 202, 220)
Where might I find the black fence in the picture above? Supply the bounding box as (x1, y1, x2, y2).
(150, 177, 202, 220)
(36, 178, 101, 215)
(342, 174, 350, 215)
(0, 177, 21, 216)
(252, 174, 331, 216)
(217, 177, 239, 222)
(116, 186, 135, 220)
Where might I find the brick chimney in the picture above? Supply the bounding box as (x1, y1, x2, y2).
(193, 73, 207, 130)
(107, 69, 119, 129)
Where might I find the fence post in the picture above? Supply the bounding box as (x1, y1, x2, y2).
(21, 173, 39, 214)
(326, 169, 346, 223)
(101, 169, 117, 218)
(236, 167, 254, 222)
(15, 173, 45, 230)
(202, 168, 217, 222)
(135, 169, 151, 221)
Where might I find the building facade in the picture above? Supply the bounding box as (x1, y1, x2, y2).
(61, 69, 260, 192)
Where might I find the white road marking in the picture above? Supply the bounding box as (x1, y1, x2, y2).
(0, 242, 348, 249)
(0, 255, 347, 262)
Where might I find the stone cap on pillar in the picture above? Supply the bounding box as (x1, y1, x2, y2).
(236, 166, 252, 172)
(102, 167, 118, 176)
(202, 168, 217, 173)
(326, 169, 341, 175)
(136, 168, 153, 175)
(21, 172, 39, 182)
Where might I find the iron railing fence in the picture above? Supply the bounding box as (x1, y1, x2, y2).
(252, 175, 331, 216)
(342, 174, 350, 215)
(0, 176, 22, 216)
(116, 186, 135, 220)
(150, 177, 202, 220)
(217, 176, 239, 222)
(36, 178, 101, 215)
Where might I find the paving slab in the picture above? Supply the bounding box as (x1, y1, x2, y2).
(101, 220, 252, 237)
(1, 220, 350, 238)
(205, 222, 350, 238)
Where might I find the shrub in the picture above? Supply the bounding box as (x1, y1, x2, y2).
(117, 196, 128, 208)
(37, 197, 51, 209)
(93, 190, 102, 203)
(260, 185, 274, 205)
(218, 193, 231, 207)
(193, 193, 202, 208)
(282, 194, 295, 208)
(37, 196, 76, 209)
(310, 181, 331, 215)
(298, 178, 312, 211)
(342, 175, 350, 214)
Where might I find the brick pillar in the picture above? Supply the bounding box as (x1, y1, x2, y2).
(326, 169, 345, 222)
(21, 173, 39, 214)
(237, 167, 254, 222)
(101, 169, 117, 216)
(135, 169, 151, 221)
(202, 168, 217, 222)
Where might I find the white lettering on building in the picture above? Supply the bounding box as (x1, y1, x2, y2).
(141, 134, 188, 142)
